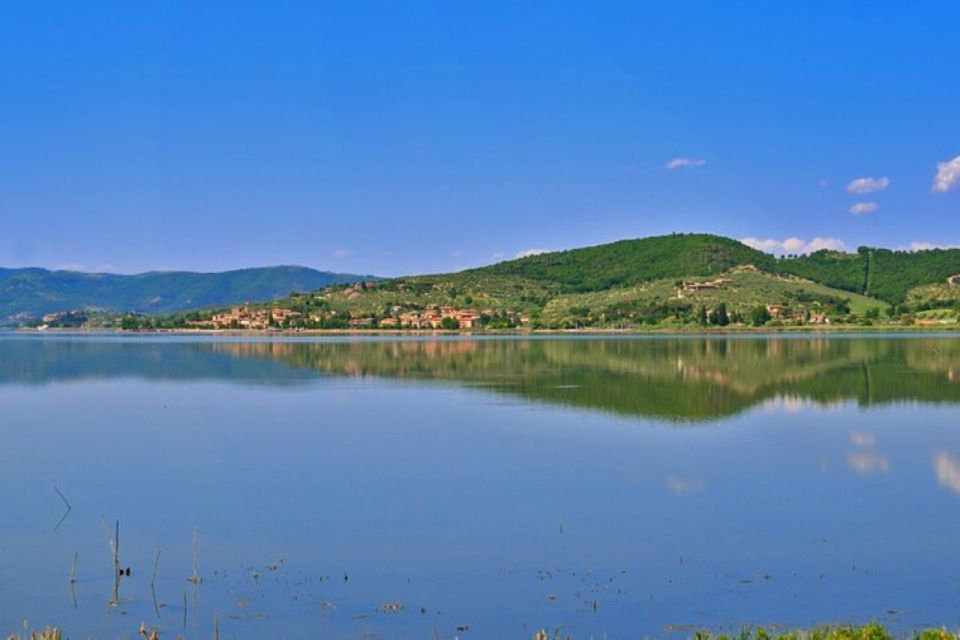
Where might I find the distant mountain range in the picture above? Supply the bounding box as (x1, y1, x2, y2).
(0, 266, 377, 325)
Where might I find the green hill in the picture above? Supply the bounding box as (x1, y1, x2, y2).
(775, 246, 960, 304)
(59, 233, 960, 330)
(463, 233, 959, 306)
(469, 233, 777, 292)
(253, 237, 889, 330)
(0, 265, 377, 325)
(540, 268, 884, 328)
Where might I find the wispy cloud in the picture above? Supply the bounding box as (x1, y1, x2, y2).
(666, 475, 704, 495)
(54, 263, 87, 272)
(515, 248, 551, 259)
(904, 241, 960, 252)
(934, 452, 960, 494)
(332, 248, 351, 258)
(846, 176, 889, 194)
(847, 452, 889, 475)
(665, 157, 706, 170)
(740, 236, 847, 255)
(933, 156, 960, 193)
(490, 251, 506, 261)
(849, 202, 878, 215)
(850, 431, 876, 447)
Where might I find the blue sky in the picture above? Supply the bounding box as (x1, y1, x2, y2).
(1, 2, 958, 276)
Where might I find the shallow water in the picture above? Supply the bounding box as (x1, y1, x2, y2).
(1, 333, 959, 638)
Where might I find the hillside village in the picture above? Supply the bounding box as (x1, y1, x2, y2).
(161, 273, 863, 331)
(165, 281, 527, 331)
(23, 235, 960, 332)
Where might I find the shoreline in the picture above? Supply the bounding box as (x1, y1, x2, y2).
(11, 324, 960, 337)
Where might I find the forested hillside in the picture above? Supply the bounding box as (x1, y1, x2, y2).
(470, 233, 777, 292)
(0, 266, 376, 324)
(776, 247, 960, 304)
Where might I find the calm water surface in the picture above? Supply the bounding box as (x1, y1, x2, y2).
(1, 334, 960, 639)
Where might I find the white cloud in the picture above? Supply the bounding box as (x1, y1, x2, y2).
(665, 157, 706, 170)
(515, 248, 551, 259)
(849, 202, 879, 215)
(846, 176, 890, 194)
(904, 241, 960, 252)
(740, 236, 847, 255)
(850, 431, 876, 447)
(54, 263, 87, 272)
(332, 248, 351, 258)
(847, 452, 889, 475)
(666, 475, 704, 495)
(933, 156, 960, 193)
(934, 452, 960, 494)
(807, 238, 847, 252)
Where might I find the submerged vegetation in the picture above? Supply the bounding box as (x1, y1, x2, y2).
(692, 625, 960, 640)
(5, 629, 61, 640)
(7, 622, 960, 639)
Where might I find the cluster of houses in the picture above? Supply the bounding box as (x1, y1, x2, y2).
(209, 306, 302, 329)
(382, 305, 529, 329)
(765, 304, 829, 325)
(386, 306, 482, 329)
(199, 303, 527, 331)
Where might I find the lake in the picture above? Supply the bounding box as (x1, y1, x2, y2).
(1, 333, 959, 639)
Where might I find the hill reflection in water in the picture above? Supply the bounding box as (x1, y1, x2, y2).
(4, 334, 959, 421)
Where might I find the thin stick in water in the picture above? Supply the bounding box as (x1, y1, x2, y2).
(100, 516, 121, 606)
(69, 551, 79, 609)
(112, 520, 121, 606)
(151, 549, 162, 619)
(53, 486, 72, 532)
(188, 526, 200, 584)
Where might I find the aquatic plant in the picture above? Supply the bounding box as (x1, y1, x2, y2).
(5, 628, 61, 640)
(695, 623, 959, 640)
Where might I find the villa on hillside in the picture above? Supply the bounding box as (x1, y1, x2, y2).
(677, 277, 734, 297)
(949, 274, 960, 286)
